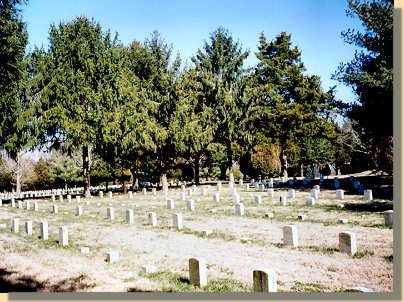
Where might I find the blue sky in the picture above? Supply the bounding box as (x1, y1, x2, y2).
(21, 0, 365, 104)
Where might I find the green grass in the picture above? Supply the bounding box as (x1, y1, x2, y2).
(291, 281, 329, 292)
(140, 269, 250, 292)
(353, 250, 375, 258)
(383, 254, 393, 263)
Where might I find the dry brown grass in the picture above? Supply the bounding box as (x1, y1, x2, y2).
(0, 179, 394, 292)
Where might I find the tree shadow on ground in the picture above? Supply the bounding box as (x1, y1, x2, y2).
(0, 268, 96, 292)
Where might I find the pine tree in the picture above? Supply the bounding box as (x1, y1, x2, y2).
(255, 32, 337, 179)
(333, 0, 393, 174)
(192, 27, 251, 179)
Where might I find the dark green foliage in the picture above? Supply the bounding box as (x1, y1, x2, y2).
(333, 0, 393, 174)
(192, 27, 253, 178)
(255, 32, 339, 178)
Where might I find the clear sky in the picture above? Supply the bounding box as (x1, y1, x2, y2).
(21, 0, 365, 104)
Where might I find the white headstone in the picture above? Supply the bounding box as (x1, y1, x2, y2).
(41, 221, 48, 240)
(172, 213, 183, 230)
(235, 203, 244, 215)
(253, 269, 277, 292)
(189, 257, 207, 287)
(76, 206, 83, 216)
(339, 231, 357, 255)
(313, 185, 320, 193)
(142, 188, 147, 195)
(59, 226, 68, 246)
(126, 209, 134, 223)
(108, 191, 113, 199)
(279, 196, 287, 206)
(18, 200, 22, 209)
(336, 189, 344, 199)
(167, 199, 175, 209)
(107, 207, 114, 220)
(142, 265, 157, 274)
(178, 192, 185, 201)
(265, 212, 274, 218)
(254, 195, 262, 204)
(283, 225, 298, 247)
(59, 195, 63, 202)
(25, 221, 33, 235)
(33, 202, 39, 211)
(233, 194, 240, 204)
(11, 218, 19, 233)
(213, 193, 220, 202)
(67, 195, 72, 203)
(99, 191, 104, 198)
(53, 204, 58, 213)
(187, 200, 195, 211)
(267, 189, 274, 198)
(384, 210, 393, 227)
(306, 197, 316, 206)
(148, 212, 157, 226)
(106, 251, 119, 263)
(200, 188, 207, 196)
(311, 189, 318, 199)
(76, 195, 81, 203)
(26, 200, 31, 210)
(364, 189, 373, 200)
(128, 191, 133, 199)
(244, 184, 250, 191)
(288, 189, 295, 198)
(216, 182, 222, 192)
(79, 247, 89, 254)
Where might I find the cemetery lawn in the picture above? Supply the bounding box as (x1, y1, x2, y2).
(0, 174, 393, 292)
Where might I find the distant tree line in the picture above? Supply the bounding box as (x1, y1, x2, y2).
(0, 0, 393, 195)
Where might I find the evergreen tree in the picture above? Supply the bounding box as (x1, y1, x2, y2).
(333, 0, 393, 174)
(192, 27, 251, 179)
(30, 16, 126, 197)
(255, 32, 337, 179)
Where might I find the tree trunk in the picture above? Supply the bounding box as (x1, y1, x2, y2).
(280, 142, 288, 179)
(123, 180, 127, 194)
(226, 139, 233, 181)
(220, 165, 227, 180)
(300, 163, 304, 178)
(194, 154, 200, 185)
(15, 170, 21, 195)
(83, 144, 91, 198)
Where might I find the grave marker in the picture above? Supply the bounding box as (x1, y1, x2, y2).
(283, 225, 298, 247)
(384, 210, 393, 227)
(128, 191, 133, 199)
(213, 193, 220, 202)
(172, 213, 183, 230)
(26, 200, 31, 210)
(67, 195, 72, 203)
(148, 212, 157, 226)
(53, 205, 58, 213)
(254, 195, 262, 204)
(11, 218, 19, 233)
(106, 252, 119, 263)
(41, 221, 48, 240)
(59, 195, 63, 202)
(107, 207, 114, 220)
(336, 189, 344, 199)
(339, 231, 357, 255)
(25, 221, 33, 235)
(310, 189, 318, 199)
(288, 189, 295, 198)
(187, 200, 195, 211)
(76, 196, 81, 203)
(279, 196, 287, 206)
(167, 199, 175, 209)
(142, 265, 157, 274)
(267, 189, 274, 198)
(189, 257, 207, 287)
(364, 190, 373, 200)
(76, 206, 83, 216)
(33, 202, 39, 212)
(59, 226, 68, 245)
(306, 197, 316, 206)
(253, 269, 277, 292)
(108, 191, 113, 199)
(235, 203, 244, 215)
(126, 209, 134, 223)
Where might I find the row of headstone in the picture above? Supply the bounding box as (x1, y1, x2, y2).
(10, 218, 66, 244)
